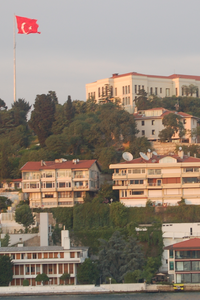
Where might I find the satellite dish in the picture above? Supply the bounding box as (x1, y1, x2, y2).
(179, 147, 182, 151)
(152, 151, 157, 156)
(139, 152, 149, 161)
(147, 149, 151, 153)
(122, 152, 133, 161)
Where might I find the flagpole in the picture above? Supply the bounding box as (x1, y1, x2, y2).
(14, 14, 16, 102)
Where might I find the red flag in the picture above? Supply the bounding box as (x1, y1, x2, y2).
(15, 15, 41, 34)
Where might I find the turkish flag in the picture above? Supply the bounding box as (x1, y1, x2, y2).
(15, 16, 41, 34)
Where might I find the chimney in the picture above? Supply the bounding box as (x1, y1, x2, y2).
(40, 213, 49, 247)
(194, 153, 197, 158)
(147, 149, 152, 160)
(61, 230, 70, 249)
(188, 152, 190, 157)
(178, 147, 184, 159)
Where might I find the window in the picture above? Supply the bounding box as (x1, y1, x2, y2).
(166, 88, 170, 96)
(132, 169, 145, 174)
(46, 182, 54, 188)
(169, 250, 173, 258)
(115, 87, 117, 96)
(125, 86, 127, 94)
(128, 85, 130, 93)
(182, 177, 199, 184)
(138, 85, 140, 92)
(142, 130, 145, 136)
(148, 169, 161, 175)
(183, 167, 199, 172)
(176, 88, 178, 96)
(75, 191, 82, 198)
(70, 252, 75, 258)
(33, 253, 37, 259)
(98, 87, 100, 97)
(150, 87, 153, 95)
(170, 261, 174, 270)
(122, 86, 125, 94)
(160, 87, 162, 93)
(58, 182, 65, 188)
(183, 119, 186, 124)
(190, 227, 193, 235)
(142, 85, 144, 90)
(152, 120, 155, 125)
(152, 130, 155, 135)
(155, 87, 157, 95)
(135, 85, 137, 93)
(130, 180, 144, 185)
(130, 190, 144, 195)
(142, 120, 145, 126)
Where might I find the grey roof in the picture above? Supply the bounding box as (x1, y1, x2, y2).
(0, 246, 88, 252)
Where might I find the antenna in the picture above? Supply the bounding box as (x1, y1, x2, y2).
(152, 151, 158, 156)
(122, 152, 133, 161)
(139, 152, 149, 161)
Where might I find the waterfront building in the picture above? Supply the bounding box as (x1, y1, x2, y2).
(0, 213, 88, 286)
(165, 238, 200, 284)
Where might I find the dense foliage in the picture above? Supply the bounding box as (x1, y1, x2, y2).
(15, 204, 35, 232)
(0, 255, 13, 286)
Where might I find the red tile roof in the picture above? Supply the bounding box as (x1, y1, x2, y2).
(165, 238, 200, 250)
(21, 160, 101, 171)
(116, 154, 200, 164)
(134, 108, 197, 119)
(110, 72, 200, 81)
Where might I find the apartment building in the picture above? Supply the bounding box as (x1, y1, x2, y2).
(21, 159, 101, 208)
(86, 72, 200, 113)
(0, 213, 88, 286)
(134, 107, 199, 143)
(165, 238, 200, 284)
(109, 150, 200, 207)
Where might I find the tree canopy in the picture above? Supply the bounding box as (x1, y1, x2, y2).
(0, 255, 13, 286)
(15, 204, 34, 232)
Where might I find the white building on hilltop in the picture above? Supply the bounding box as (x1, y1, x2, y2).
(86, 72, 200, 113)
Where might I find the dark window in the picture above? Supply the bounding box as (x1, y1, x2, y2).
(142, 120, 145, 126)
(142, 130, 145, 136)
(152, 120, 155, 125)
(155, 87, 157, 95)
(150, 87, 153, 95)
(160, 88, 162, 93)
(135, 85, 137, 93)
(152, 130, 155, 135)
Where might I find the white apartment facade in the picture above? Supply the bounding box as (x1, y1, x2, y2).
(21, 159, 101, 208)
(86, 72, 200, 113)
(134, 107, 199, 143)
(110, 150, 200, 207)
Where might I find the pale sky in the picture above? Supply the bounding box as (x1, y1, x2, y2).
(1, 0, 200, 108)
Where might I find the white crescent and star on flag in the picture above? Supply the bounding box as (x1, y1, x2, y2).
(21, 22, 32, 34)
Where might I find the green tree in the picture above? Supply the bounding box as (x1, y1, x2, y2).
(60, 272, 70, 285)
(0, 255, 13, 286)
(45, 134, 68, 154)
(159, 113, 184, 141)
(0, 233, 10, 247)
(77, 258, 99, 284)
(15, 204, 34, 233)
(142, 257, 158, 283)
(110, 202, 128, 228)
(29, 92, 56, 147)
(65, 95, 75, 122)
(124, 270, 142, 283)
(134, 89, 151, 110)
(35, 273, 49, 285)
(98, 231, 126, 283)
(128, 137, 151, 158)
